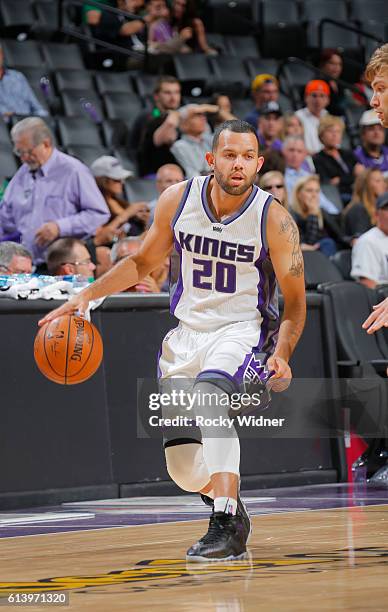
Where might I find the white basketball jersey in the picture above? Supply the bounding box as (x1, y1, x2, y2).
(170, 175, 279, 352)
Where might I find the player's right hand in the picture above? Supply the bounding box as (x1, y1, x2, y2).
(38, 294, 90, 327)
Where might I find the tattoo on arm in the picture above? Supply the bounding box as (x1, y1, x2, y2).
(279, 216, 304, 277)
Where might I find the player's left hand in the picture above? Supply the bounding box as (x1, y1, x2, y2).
(35, 222, 59, 246)
(266, 355, 292, 392)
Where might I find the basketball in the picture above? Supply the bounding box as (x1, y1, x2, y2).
(34, 315, 103, 385)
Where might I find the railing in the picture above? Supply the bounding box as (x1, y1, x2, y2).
(318, 18, 384, 53)
(277, 56, 369, 110)
(58, 0, 149, 68)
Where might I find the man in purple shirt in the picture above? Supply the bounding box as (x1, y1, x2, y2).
(0, 117, 110, 266)
(354, 109, 388, 176)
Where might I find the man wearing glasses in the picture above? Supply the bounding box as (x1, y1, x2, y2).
(0, 117, 110, 273)
(46, 238, 96, 279)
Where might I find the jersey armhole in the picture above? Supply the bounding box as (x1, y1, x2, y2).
(171, 178, 194, 229)
(260, 194, 274, 254)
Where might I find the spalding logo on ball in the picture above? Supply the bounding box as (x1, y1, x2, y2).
(34, 315, 103, 384)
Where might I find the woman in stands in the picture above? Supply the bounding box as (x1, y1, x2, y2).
(91, 156, 150, 245)
(282, 113, 304, 139)
(343, 167, 387, 239)
(259, 171, 288, 209)
(319, 49, 346, 116)
(313, 114, 362, 206)
(170, 0, 218, 55)
(290, 174, 347, 256)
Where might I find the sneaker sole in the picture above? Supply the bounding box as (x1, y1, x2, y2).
(186, 551, 248, 563)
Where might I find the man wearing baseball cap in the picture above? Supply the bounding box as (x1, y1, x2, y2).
(295, 80, 330, 155)
(257, 101, 283, 151)
(244, 73, 279, 128)
(90, 155, 133, 181)
(351, 191, 388, 289)
(354, 109, 388, 175)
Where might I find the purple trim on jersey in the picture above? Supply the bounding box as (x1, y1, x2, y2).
(201, 175, 213, 222)
(260, 193, 273, 254)
(170, 237, 183, 314)
(171, 178, 194, 229)
(200, 175, 259, 225)
(254, 193, 278, 350)
(255, 247, 269, 350)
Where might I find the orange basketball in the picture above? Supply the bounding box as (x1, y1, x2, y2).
(34, 315, 103, 385)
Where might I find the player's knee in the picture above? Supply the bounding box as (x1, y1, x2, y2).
(165, 442, 209, 492)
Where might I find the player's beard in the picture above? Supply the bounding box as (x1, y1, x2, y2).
(213, 166, 257, 196)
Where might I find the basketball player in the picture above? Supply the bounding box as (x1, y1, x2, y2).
(39, 120, 306, 562)
(362, 43, 388, 334)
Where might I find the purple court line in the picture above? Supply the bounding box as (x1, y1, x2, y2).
(1, 483, 388, 539)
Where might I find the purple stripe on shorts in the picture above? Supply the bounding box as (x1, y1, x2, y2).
(170, 237, 183, 314)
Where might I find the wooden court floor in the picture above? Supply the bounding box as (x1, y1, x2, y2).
(1, 503, 388, 611)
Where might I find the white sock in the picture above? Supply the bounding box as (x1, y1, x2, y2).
(214, 496, 237, 515)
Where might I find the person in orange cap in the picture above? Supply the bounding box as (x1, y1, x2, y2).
(295, 80, 330, 155)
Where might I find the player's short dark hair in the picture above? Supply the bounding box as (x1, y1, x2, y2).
(212, 119, 260, 153)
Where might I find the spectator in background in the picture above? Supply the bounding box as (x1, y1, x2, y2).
(343, 168, 387, 238)
(0, 117, 110, 270)
(91, 155, 150, 242)
(282, 135, 339, 214)
(170, 0, 218, 55)
(137, 76, 183, 176)
(313, 114, 362, 205)
(319, 49, 346, 116)
(296, 80, 330, 154)
(257, 101, 283, 151)
(259, 149, 286, 175)
(170, 104, 218, 178)
(132, 75, 181, 149)
(94, 0, 148, 54)
(148, 0, 193, 54)
(0, 241, 32, 274)
(290, 174, 344, 256)
(110, 236, 165, 292)
(351, 192, 388, 288)
(0, 43, 48, 119)
(208, 93, 236, 130)
(148, 163, 184, 224)
(259, 171, 288, 209)
(46, 237, 96, 279)
(244, 74, 279, 128)
(354, 109, 388, 175)
(83, 1, 115, 26)
(282, 112, 304, 139)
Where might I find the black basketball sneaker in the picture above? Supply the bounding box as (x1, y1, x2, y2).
(186, 510, 247, 562)
(200, 493, 252, 543)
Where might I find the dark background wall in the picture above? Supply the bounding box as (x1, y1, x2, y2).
(0, 294, 345, 509)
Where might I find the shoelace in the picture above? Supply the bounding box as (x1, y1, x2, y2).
(199, 513, 235, 545)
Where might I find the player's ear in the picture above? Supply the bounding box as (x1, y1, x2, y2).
(205, 151, 215, 169)
(257, 155, 265, 173)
